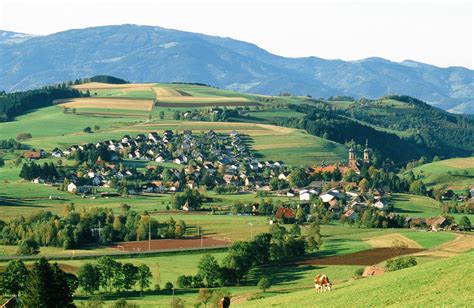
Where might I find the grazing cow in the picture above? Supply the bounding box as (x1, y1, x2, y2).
(314, 274, 332, 293)
(219, 296, 231, 308)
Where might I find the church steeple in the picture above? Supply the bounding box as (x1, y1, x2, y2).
(349, 142, 355, 166)
(363, 140, 370, 163)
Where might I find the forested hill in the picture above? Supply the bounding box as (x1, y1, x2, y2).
(283, 95, 474, 164)
(0, 85, 84, 122)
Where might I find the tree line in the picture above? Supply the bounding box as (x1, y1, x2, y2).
(0, 205, 187, 250)
(176, 222, 321, 288)
(0, 84, 85, 122)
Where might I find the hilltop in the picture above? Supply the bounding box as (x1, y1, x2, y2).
(1, 25, 473, 113)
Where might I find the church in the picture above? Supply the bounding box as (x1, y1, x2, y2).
(347, 140, 370, 174)
(311, 141, 370, 176)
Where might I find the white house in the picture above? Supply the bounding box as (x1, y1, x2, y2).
(67, 183, 77, 193)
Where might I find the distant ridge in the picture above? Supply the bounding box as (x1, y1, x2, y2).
(1, 24, 473, 113)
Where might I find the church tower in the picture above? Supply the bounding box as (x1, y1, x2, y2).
(363, 140, 370, 163)
(348, 144, 355, 167)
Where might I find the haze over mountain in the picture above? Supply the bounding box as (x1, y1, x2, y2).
(1, 24, 472, 113)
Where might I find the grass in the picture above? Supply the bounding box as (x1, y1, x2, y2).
(241, 250, 474, 307)
(408, 157, 474, 189)
(390, 193, 474, 221)
(402, 232, 457, 249)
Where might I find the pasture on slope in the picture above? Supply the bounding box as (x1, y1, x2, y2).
(241, 251, 474, 307)
(408, 157, 474, 189)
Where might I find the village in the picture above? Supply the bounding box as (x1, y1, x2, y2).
(19, 130, 473, 232)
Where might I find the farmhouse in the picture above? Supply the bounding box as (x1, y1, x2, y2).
(23, 150, 42, 160)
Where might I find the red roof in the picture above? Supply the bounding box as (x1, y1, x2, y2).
(276, 207, 295, 219)
(23, 151, 41, 159)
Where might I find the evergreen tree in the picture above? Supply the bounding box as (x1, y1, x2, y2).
(22, 258, 74, 308)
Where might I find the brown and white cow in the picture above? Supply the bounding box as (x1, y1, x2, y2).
(314, 274, 332, 293)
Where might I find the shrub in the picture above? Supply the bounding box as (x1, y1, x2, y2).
(16, 133, 32, 141)
(248, 294, 265, 301)
(164, 281, 174, 291)
(113, 299, 139, 308)
(354, 267, 365, 277)
(176, 275, 193, 288)
(386, 256, 417, 272)
(257, 277, 271, 292)
(17, 239, 40, 255)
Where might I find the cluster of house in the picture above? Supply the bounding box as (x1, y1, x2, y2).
(273, 183, 389, 220)
(45, 130, 297, 194)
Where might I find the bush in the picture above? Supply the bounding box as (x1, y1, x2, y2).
(257, 277, 271, 292)
(16, 133, 32, 141)
(247, 294, 265, 301)
(164, 281, 174, 291)
(354, 267, 365, 277)
(386, 256, 417, 272)
(17, 239, 40, 255)
(176, 275, 193, 288)
(113, 299, 139, 308)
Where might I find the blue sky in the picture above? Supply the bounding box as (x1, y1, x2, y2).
(1, 0, 472, 68)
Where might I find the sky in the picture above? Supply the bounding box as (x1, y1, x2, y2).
(1, 0, 473, 69)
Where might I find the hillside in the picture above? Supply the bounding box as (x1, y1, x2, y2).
(0, 82, 347, 166)
(240, 251, 474, 307)
(1, 25, 473, 113)
(409, 157, 474, 189)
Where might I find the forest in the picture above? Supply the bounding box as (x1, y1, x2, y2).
(0, 84, 84, 121)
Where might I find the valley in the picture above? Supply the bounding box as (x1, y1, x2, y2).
(0, 80, 473, 307)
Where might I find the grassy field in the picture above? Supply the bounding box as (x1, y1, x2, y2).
(241, 250, 474, 307)
(409, 157, 474, 189)
(390, 193, 474, 222)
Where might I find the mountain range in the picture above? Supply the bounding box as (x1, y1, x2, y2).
(1, 24, 473, 113)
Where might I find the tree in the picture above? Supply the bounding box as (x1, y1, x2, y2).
(197, 288, 213, 307)
(83, 127, 92, 133)
(93, 125, 100, 131)
(0, 157, 4, 168)
(288, 168, 309, 188)
(17, 239, 40, 256)
(97, 256, 118, 292)
(159, 111, 165, 120)
(358, 178, 369, 192)
(164, 281, 174, 291)
(78, 263, 101, 294)
(122, 263, 139, 291)
(197, 254, 222, 287)
(171, 188, 203, 210)
(409, 180, 426, 195)
(306, 220, 322, 251)
(22, 258, 75, 308)
(257, 277, 271, 292)
(0, 260, 28, 296)
(137, 264, 152, 297)
(458, 216, 472, 231)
